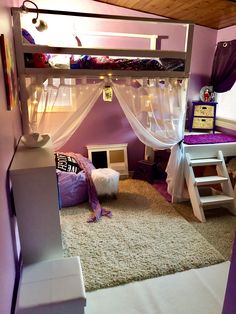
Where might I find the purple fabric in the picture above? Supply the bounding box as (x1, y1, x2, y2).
(67, 152, 112, 223)
(222, 233, 236, 314)
(153, 180, 171, 202)
(184, 133, 236, 145)
(211, 40, 236, 93)
(57, 170, 88, 207)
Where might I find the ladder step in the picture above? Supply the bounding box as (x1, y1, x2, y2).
(190, 158, 222, 166)
(195, 176, 229, 186)
(200, 194, 234, 206)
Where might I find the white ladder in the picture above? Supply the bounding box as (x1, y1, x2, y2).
(184, 150, 236, 222)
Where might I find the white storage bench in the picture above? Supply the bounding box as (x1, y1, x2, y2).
(15, 256, 86, 314)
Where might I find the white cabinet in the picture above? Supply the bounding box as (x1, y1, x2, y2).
(87, 143, 128, 177)
(9, 138, 63, 265)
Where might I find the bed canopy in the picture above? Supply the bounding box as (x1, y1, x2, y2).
(11, 6, 194, 200)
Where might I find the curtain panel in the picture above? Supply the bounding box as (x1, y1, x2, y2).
(27, 77, 104, 149)
(26, 76, 188, 200)
(211, 40, 236, 93)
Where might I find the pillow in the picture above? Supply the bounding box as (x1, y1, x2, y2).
(22, 28, 35, 44)
(56, 170, 88, 207)
(55, 153, 82, 173)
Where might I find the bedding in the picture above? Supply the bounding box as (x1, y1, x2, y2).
(69, 55, 185, 71)
(22, 28, 185, 72)
(26, 53, 185, 71)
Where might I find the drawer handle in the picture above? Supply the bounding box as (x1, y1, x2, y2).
(202, 106, 207, 109)
(201, 119, 206, 122)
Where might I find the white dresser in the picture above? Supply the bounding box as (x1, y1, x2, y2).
(9, 138, 63, 265)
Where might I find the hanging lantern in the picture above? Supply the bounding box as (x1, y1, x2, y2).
(103, 86, 113, 102)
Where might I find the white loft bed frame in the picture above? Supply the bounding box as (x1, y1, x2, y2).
(11, 7, 194, 135)
(182, 141, 236, 159)
(11, 8, 194, 78)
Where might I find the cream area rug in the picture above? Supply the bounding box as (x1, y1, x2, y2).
(173, 201, 236, 259)
(60, 179, 225, 292)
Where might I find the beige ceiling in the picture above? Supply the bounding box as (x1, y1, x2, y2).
(94, 0, 236, 29)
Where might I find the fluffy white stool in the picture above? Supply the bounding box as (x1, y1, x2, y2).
(15, 256, 86, 314)
(91, 168, 120, 197)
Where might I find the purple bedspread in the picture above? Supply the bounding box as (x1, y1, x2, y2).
(184, 133, 236, 145)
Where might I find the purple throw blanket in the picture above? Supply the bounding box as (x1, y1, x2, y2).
(65, 152, 112, 223)
(184, 133, 236, 145)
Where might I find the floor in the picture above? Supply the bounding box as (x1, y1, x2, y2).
(152, 179, 171, 202)
(85, 261, 229, 314)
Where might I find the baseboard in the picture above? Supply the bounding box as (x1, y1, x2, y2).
(216, 119, 236, 131)
(11, 253, 22, 314)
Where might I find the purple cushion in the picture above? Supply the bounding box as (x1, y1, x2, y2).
(184, 133, 236, 145)
(57, 170, 88, 207)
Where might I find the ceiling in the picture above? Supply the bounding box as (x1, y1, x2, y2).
(94, 0, 236, 29)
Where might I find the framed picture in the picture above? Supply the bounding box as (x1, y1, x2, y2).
(0, 34, 18, 110)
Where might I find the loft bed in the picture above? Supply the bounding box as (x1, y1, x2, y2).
(11, 7, 194, 135)
(11, 8, 194, 78)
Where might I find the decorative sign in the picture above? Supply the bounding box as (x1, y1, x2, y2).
(103, 86, 113, 102)
(0, 34, 18, 110)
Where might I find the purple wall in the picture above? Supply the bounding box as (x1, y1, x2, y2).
(0, 1, 22, 313)
(61, 93, 145, 171)
(185, 25, 217, 127)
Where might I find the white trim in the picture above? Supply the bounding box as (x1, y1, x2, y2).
(76, 31, 158, 50)
(216, 118, 236, 131)
(184, 24, 189, 53)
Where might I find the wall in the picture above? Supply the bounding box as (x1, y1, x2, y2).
(188, 25, 217, 101)
(217, 25, 236, 42)
(61, 93, 145, 170)
(184, 25, 217, 128)
(0, 0, 22, 313)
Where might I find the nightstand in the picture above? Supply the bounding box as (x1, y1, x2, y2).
(133, 160, 157, 183)
(189, 101, 217, 133)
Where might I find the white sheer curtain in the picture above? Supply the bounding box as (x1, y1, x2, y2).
(27, 77, 104, 149)
(112, 78, 188, 199)
(26, 76, 187, 199)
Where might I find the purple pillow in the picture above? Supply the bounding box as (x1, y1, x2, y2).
(57, 170, 88, 207)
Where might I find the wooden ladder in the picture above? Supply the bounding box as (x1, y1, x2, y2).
(184, 150, 236, 222)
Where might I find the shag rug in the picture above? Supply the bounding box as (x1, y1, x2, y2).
(173, 201, 236, 259)
(60, 179, 225, 292)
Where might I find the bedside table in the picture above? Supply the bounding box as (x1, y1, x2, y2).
(133, 160, 157, 183)
(189, 101, 217, 133)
